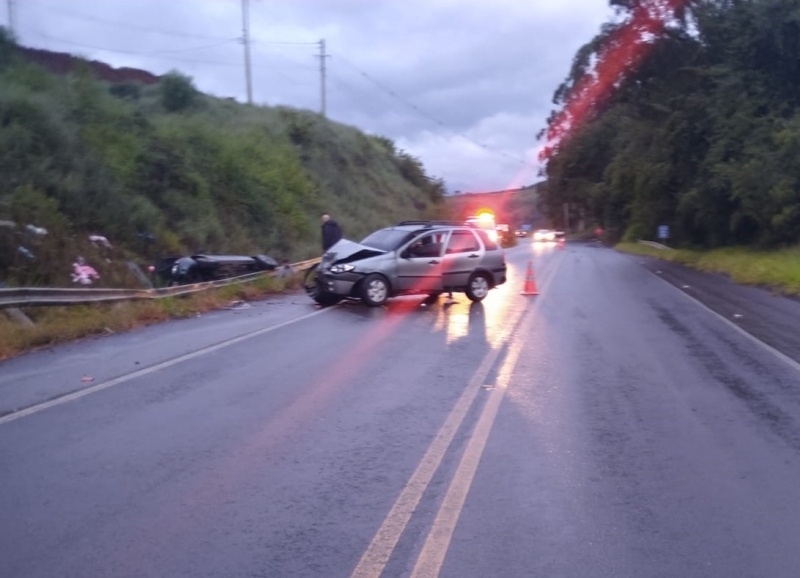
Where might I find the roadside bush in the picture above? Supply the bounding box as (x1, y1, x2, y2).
(109, 82, 141, 101)
(160, 71, 197, 113)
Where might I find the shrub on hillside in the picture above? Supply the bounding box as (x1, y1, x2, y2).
(160, 71, 197, 113)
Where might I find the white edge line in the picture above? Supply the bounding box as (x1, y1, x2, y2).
(650, 269, 800, 375)
(0, 307, 332, 426)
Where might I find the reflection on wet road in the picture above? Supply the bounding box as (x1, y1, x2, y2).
(3, 240, 800, 577)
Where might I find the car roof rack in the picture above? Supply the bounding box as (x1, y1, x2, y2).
(397, 220, 474, 227)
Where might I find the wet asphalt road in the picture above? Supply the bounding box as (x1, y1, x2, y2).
(2, 241, 800, 578)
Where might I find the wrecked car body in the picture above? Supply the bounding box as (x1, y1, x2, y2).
(305, 221, 507, 307)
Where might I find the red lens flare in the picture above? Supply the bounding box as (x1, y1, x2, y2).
(539, 0, 690, 162)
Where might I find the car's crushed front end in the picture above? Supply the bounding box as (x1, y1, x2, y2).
(306, 240, 388, 304)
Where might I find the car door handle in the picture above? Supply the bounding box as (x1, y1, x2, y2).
(468, 254, 480, 258)
(428, 260, 440, 265)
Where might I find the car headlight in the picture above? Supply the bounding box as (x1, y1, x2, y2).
(330, 263, 355, 274)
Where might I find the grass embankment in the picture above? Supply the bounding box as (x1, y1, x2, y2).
(0, 274, 303, 361)
(616, 242, 800, 296)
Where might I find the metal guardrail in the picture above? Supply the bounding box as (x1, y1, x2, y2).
(0, 257, 321, 309)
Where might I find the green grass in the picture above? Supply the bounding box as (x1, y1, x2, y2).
(616, 242, 800, 296)
(0, 273, 304, 361)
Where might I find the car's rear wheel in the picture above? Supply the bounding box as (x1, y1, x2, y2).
(361, 273, 390, 306)
(466, 273, 490, 302)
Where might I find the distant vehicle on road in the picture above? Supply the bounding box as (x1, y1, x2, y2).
(515, 229, 528, 238)
(533, 229, 557, 242)
(155, 254, 278, 286)
(305, 220, 507, 307)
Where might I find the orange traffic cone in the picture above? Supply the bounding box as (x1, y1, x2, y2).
(521, 260, 539, 296)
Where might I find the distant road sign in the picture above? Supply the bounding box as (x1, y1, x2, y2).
(658, 225, 670, 240)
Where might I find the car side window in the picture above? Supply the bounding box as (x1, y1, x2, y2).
(407, 232, 444, 258)
(446, 230, 480, 254)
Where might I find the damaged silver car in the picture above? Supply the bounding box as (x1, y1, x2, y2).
(305, 221, 507, 307)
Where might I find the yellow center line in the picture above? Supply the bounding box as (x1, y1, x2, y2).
(410, 254, 562, 578)
(352, 251, 564, 578)
(350, 322, 519, 578)
(410, 322, 527, 577)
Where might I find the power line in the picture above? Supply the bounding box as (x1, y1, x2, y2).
(24, 0, 237, 42)
(251, 44, 316, 86)
(23, 27, 241, 66)
(25, 0, 318, 48)
(251, 38, 319, 47)
(251, 45, 316, 71)
(336, 56, 528, 166)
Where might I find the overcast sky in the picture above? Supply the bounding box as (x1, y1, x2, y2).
(4, 0, 614, 194)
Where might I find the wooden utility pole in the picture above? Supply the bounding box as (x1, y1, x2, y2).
(7, 0, 15, 36)
(317, 39, 328, 117)
(241, 0, 253, 104)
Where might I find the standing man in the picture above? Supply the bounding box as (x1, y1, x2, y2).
(321, 213, 343, 252)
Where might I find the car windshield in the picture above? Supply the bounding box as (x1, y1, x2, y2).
(360, 228, 416, 251)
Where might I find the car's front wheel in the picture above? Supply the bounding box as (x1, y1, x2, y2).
(304, 264, 341, 307)
(465, 272, 491, 302)
(361, 273, 390, 306)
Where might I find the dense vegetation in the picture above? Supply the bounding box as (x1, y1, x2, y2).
(0, 29, 445, 287)
(540, 0, 800, 248)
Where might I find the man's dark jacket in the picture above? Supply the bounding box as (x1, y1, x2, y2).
(322, 219, 343, 251)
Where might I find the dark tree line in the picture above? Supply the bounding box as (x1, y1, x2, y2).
(541, 0, 800, 247)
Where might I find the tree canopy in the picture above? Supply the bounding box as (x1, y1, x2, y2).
(541, 0, 800, 247)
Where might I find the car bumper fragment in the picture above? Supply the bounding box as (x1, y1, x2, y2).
(319, 271, 363, 297)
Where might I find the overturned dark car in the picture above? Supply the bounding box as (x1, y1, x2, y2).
(154, 254, 278, 286)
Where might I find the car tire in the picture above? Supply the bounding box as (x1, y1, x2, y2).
(314, 293, 342, 306)
(361, 273, 390, 307)
(465, 272, 491, 302)
(303, 264, 341, 307)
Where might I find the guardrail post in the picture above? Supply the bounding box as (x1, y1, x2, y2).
(4, 307, 35, 326)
